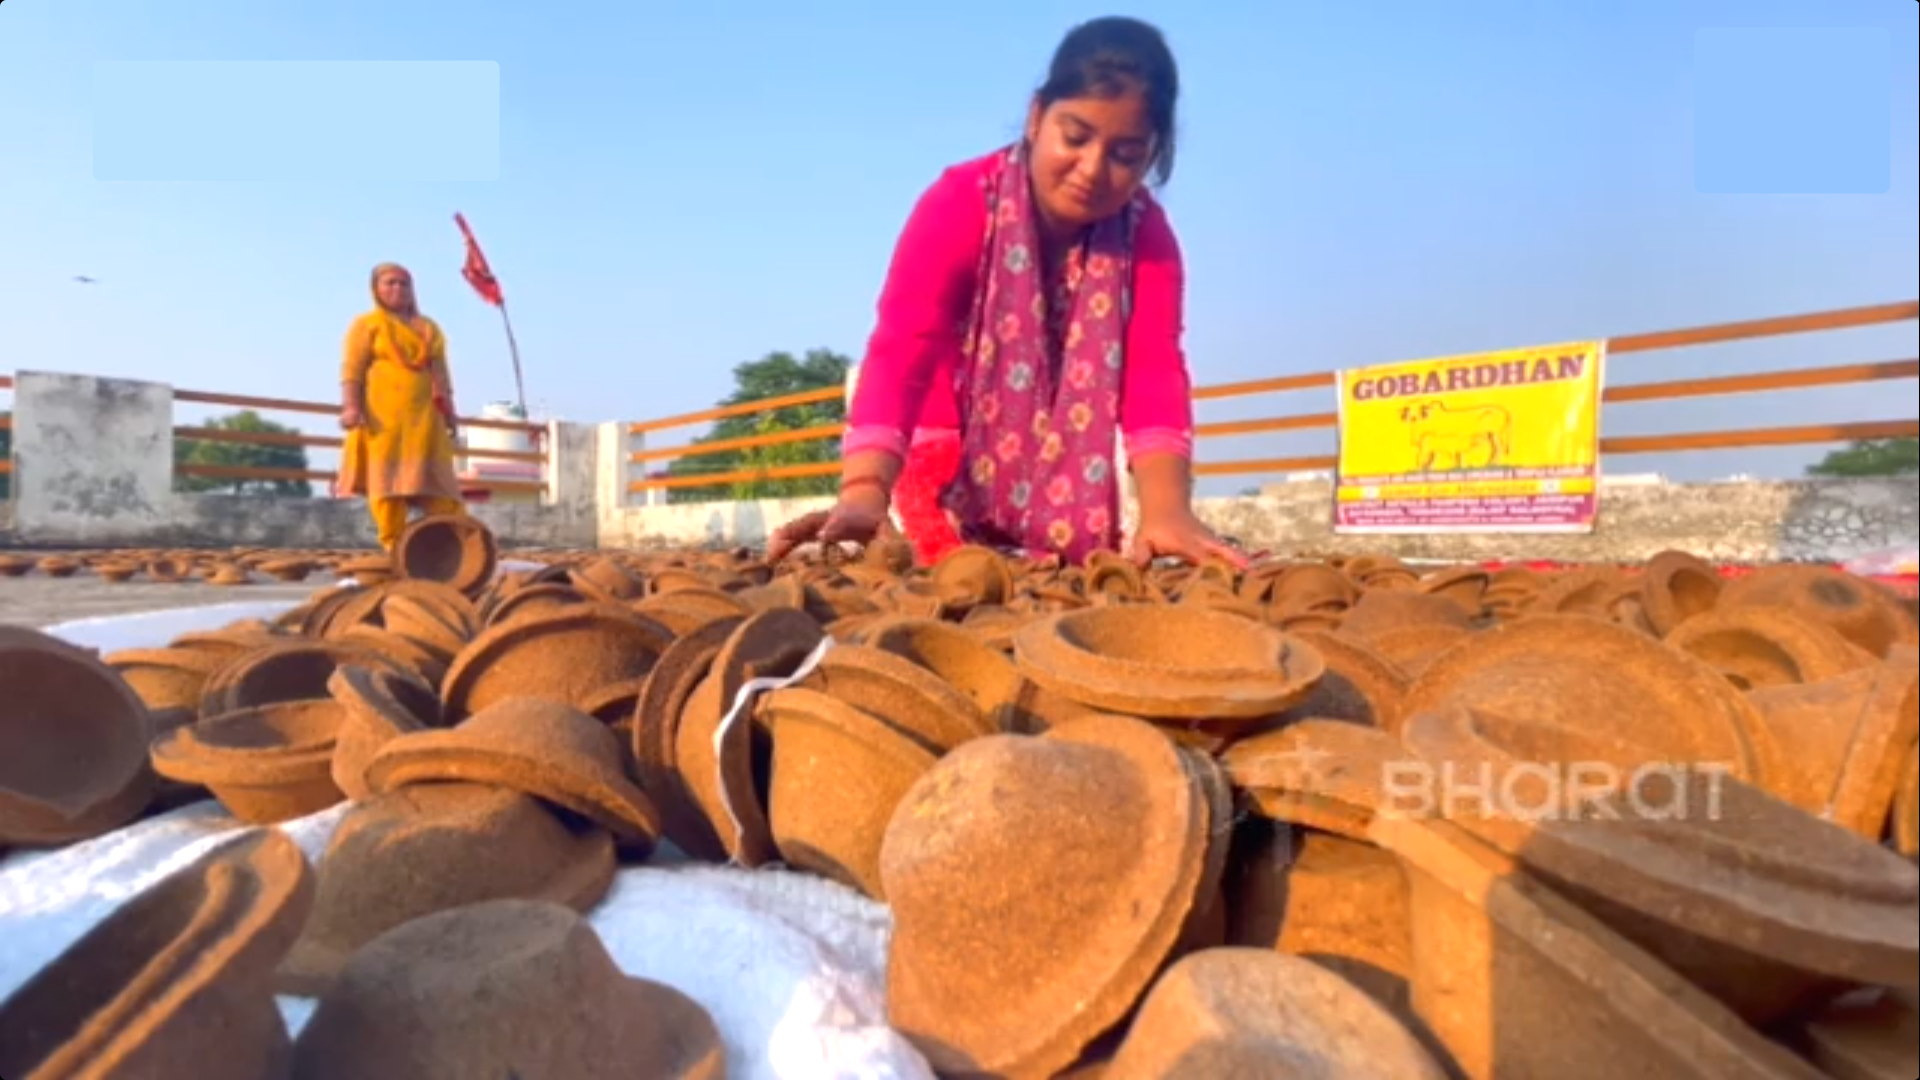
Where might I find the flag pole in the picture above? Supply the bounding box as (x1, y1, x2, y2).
(497, 301, 529, 421)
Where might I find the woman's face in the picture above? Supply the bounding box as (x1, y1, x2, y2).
(1024, 88, 1158, 233)
(375, 270, 415, 310)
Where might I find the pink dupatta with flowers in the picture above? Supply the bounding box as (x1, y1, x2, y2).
(943, 143, 1140, 565)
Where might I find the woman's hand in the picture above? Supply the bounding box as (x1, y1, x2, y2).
(1127, 507, 1249, 570)
(767, 486, 895, 563)
(339, 403, 365, 430)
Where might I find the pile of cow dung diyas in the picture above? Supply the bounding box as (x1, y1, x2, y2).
(2, 513, 1917, 1079)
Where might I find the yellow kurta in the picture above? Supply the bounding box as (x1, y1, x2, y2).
(337, 310, 464, 503)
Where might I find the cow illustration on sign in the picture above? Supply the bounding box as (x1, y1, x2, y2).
(1399, 399, 1512, 471)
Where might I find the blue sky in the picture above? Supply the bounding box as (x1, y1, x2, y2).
(2, 0, 1915, 493)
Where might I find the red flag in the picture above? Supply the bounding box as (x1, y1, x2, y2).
(454, 212, 504, 307)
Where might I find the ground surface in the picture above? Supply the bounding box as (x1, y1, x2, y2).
(0, 575, 329, 629)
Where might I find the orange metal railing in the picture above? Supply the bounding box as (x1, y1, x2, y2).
(169, 389, 549, 496)
(0, 375, 549, 500)
(622, 299, 1919, 497)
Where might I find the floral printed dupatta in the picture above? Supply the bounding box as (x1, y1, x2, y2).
(943, 143, 1140, 566)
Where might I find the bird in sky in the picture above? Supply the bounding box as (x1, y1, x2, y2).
(73, 275, 98, 284)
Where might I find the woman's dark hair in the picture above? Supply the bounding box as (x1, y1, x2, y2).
(1035, 16, 1180, 186)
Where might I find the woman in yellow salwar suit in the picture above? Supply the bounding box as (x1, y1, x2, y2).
(337, 262, 468, 550)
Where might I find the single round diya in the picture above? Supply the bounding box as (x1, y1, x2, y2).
(105, 646, 227, 714)
(394, 514, 498, 596)
(1401, 614, 1772, 787)
(198, 640, 398, 721)
(932, 544, 1016, 612)
(327, 665, 442, 801)
(1102, 947, 1448, 1079)
(762, 687, 939, 900)
(290, 900, 724, 1080)
(1011, 606, 1325, 723)
(0, 830, 315, 1080)
(860, 615, 1028, 730)
(1084, 553, 1147, 600)
(1666, 607, 1876, 690)
(276, 783, 616, 997)
(1641, 550, 1725, 637)
(1336, 589, 1473, 643)
(152, 699, 348, 823)
(439, 605, 677, 722)
(631, 617, 746, 863)
(880, 715, 1210, 1079)
(1280, 630, 1412, 732)
(0, 627, 155, 846)
(365, 698, 662, 851)
(1266, 563, 1360, 612)
(1721, 565, 1918, 659)
(803, 645, 996, 753)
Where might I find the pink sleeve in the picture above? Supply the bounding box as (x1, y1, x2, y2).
(1120, 197, 1195, 461)
(843, 165, 984, 461)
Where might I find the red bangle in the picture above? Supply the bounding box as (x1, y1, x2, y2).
(840, 475, 887, 498)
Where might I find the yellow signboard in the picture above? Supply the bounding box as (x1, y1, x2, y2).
(1334, 340, 1605, 533)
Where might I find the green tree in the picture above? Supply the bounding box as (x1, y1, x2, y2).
(174, 410, 314, 497)
(1, 411, 11, 501)
(1807, 437, 1919, 479)
(665, 348, 850, 503)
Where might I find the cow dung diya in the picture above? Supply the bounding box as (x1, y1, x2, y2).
(1741, 659, 1919, 837)
(1011, 604, 1325, 725)
(11, 528, 1920, 1079)
(880, 714, 1210, 1079)
(1665, 606, 1877, 691)
(275, 782, 617, 997)
(0, 626, 155, 846)
(326, 664, 443, 801)
(1399, 702, 1920, 1026)
(150, 699, 348, 825)
(760, 686, 939, 899)
(363, 697, 663, 853)
(1100, 947, 1448, 1079)
(671, 608, 828, 866)
(1400, 614, 1776, 790)
(1368, 814, 1829, 1080)
(289, 899, 724, 1080)
(0, 830, 315, 1080)
(438, 604, 677, 722)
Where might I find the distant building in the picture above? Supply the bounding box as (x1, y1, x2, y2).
(458, 401, 543, 506)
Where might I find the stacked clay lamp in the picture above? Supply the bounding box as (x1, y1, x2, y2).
(0, 526, 1916, 1079)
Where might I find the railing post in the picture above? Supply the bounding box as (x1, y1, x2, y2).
(10, 371, 175, 545)
(543, 421, 598, 544)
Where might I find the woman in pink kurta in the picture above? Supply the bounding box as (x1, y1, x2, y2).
(770, 16, 1244, 569)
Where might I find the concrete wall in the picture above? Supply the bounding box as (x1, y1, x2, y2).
(601, 475, 1917, 565)
(5, 368, 1914, 563)
(3, 371, 596, 550)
